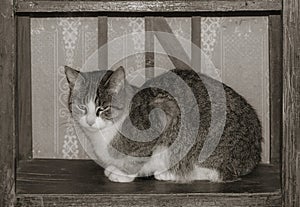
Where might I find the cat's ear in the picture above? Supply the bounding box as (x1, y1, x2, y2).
(105, 66, 126, 94)
(65, 66, 80, 87)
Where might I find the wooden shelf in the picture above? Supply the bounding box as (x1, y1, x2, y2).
(15, 0, 282, 13)
(16, 159, 281, 206)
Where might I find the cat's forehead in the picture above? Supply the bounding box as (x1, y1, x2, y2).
(72, 70, 113, 101)
(73, 70, 111, 88)
(80, 70, 109, 82)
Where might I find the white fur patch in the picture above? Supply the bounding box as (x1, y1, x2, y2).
(191, 165, 221, 182)
(83, 105, 127, 166)
(140, 146, 170, 177)
(105, 165, 136, 183)
(154, 170, 177, 181)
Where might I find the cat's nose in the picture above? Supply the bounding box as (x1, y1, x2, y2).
(86, 117, 95, 126)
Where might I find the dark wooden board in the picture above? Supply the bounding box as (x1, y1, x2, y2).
(16, 160, 281, 206)
(297, 153, 300, 207)
(191, 16, 201, 72)
(269, 15, 282, 165)
(151, 17, 191, 70)
(0, 0, 16, 206)
(17, 159, 280, 195)
(98, 16, 108, 70)
(15, 0, 282, 13)
(16, 193, 282, 207)
(17, 16, 32, 161)
(145, 16, 155, 80)
(282, 0, 300, 206)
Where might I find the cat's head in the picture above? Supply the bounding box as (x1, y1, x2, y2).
(65, 66, 128, 132)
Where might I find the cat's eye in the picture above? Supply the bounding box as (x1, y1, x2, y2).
(96, 106, 110, 115)
(77, 105, 87, 113)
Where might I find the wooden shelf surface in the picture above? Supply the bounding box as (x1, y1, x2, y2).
(16, 159, 281, 206)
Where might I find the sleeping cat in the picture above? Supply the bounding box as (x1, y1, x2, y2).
(65, 65, 262, 183)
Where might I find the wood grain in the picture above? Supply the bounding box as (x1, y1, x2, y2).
(191, 16, 201, 72)
(283, 0, 300, 206)
(145, 17, 155, 80)
(0, 0, 16, 206)
(269, 15, 282, 165)
(98, 16, 108, 70)
(15, 0, 282, 13)
(16, 193, 282, 207)
(16, 159, 281, 206)
(152, 17, 191, 70)
(17, 16, 32, 161)
(16, 160, 281, 194)
(297, 152, 300, 207)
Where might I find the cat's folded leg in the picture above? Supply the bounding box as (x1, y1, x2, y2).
(192, 166, 221, 182)
(154, 170, 177, 181)
(104, 165, 136, 183)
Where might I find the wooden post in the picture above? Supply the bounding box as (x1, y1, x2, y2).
(17, 16, 32, 161)
(269, 15, 282, 165)
(98, 16, 108, 70)
(283, 0, 300, 206)
(151, 17, 191, 70)
(192, 16, 201, 72)
(145, 17, 155, 80)
(0, 0, 16, 205)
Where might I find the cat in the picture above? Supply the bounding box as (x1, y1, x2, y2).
(65, 65, 262, 183)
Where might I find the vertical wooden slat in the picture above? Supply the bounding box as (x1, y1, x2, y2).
(283, 0, 300, 206)
(98, 16, 108, 70)
(145, 17, 155, 80)
(297, 152, 300, 207)
(0, 0, 16, 205)
(192, 16, 201, 72)
(269, 15, 282, 165)
(145, 17, 192, 78)
(17, 16, 32, 161)
(152, 17, 191, 70)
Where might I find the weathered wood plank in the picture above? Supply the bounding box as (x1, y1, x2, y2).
(283, 0, 300, 206)
(16, 160, 280, 195)
(16, 159, 281, 206)
(152, 17, 191, 70)
(145, 17, 155, 80)
(98, 16, 108, 70)
(16, 193, 282, 207)
(191, 16, 201, 72)
(17, 16, 32, 161)
(297, 152, 300, 207)
(15, 0, 282, 13)
(0, 0, 16, 206)
(269, 14, 282, 165)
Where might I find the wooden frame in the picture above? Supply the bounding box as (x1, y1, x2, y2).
(14, 14, 282, 205)
(0, 0, 16, 206)
(17, 16, 32, 161)
(282, 1, 300, 206)
(0, 0, 299, 206)
(269, 14, 282, 165)
(15, 0, 282, 13)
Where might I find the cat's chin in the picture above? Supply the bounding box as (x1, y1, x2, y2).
(83, 127, 100, 133)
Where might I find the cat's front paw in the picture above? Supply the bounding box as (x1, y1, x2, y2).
(104, 165, 117, 177)
(104, 165, 135, 183)
(109, 172, 135, 183)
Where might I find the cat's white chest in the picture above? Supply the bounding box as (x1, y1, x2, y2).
(86, 121, 122, 165)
